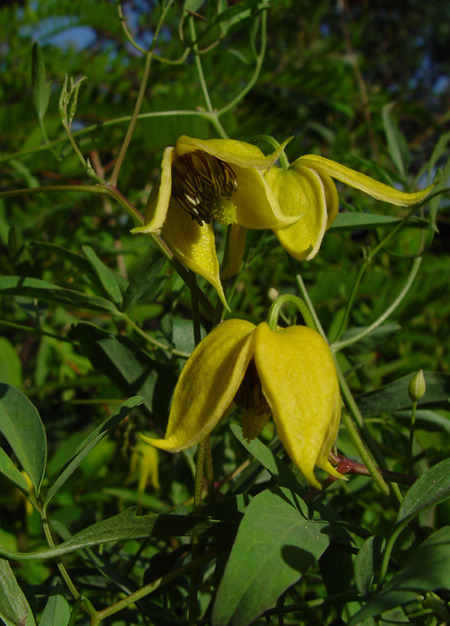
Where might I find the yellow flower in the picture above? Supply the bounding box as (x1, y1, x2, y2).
(128, 440, 160, 492)
(132, 136, 297, 306)
(141, 319, 342, 489)
(263, 153, 434, 261)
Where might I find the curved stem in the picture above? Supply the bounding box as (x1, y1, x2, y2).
(116, 0, 147, 55)
(292, 266, 326, 337)
(335, 360, 391, 495)
(90, 547, 223, 625)
(377, 523, 405, 588)
(0, 110, 219, 166)
(119, 312, 190, 358)
(333, 206, 423, 344)
(189, 16, 213, 113)
(109, 1, 174, 186)
(217, 2, 269, 116)
(267, 293, 317, 332)
(332, 257, 422, 352)
(40, 504, 97, 618)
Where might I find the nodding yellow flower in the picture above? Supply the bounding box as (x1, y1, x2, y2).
(264, 154, 434, 261)
(132, 136, 297, 306)
(128, 440, 160, 492)
(141, 319, 343, 489)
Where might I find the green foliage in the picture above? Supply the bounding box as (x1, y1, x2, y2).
(0, 1, 450, 625)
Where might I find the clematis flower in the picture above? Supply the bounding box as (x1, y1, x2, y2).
(263, 154, 434, 262)
(141, 319, 343, 489)
(132, 136, 297, 306)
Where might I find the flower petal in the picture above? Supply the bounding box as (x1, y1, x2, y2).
(234, 166, 298, 229)
(314, 169, 339, 228)
(254, 323, 341, 488)
(176, 135, 291, 169)
(142, 320, 256, 452)
(297, 154, 434, 206)
(131, 146, 174, 234)
(162, 200, 228, 308)
(267, 165, 328, 261)
(221, 224, 247, 280)
(316, 385, 343, 479)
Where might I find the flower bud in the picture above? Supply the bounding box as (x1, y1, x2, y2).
(408, 369, 426, 402)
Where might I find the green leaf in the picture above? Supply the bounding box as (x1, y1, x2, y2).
(396, 457, 450, 526)
(212, 488, 330, 626)
(0, 337, 23, 389)
(44, 396, 144, 508)
(82, 245, 123, 306)
(0, 276, 119, 314)
(38, 585, 70, 626)
(0, 384, 46, 495)
(355, 371, 450, 417)
(426, 130, 450, 181)
(0, 559, 36, 626)
(329, 212, 429, 231)
(31, 43, 51, 119)
(122, 251, 165, 312)
(339, 324, 401, 355)
(349, 527, 450, 625)
(382, 103, 410, 177)
(0, 508, 237, 561)
(183, 0, 206, 11)
(0, 447, 29, 493)
(74, 322, 176, 420)
(231, 424, 303, 494)
(355, 536, 383, 597)
(429, 151, 450, 223)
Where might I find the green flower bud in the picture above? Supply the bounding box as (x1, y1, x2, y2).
(408, 369, 426, 402)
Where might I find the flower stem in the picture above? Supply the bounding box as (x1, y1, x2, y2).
(267, 293, 317, 332)
(408, 400, 418, 475)
(109, 1, 174, 186)
(332, 257, 422, 352)
(336, 368, 390, 496)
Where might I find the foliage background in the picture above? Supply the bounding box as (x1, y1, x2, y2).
(1, 0, 450, 625)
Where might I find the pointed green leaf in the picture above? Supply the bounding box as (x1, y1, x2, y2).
(82, 245, 123, 306)
(31, 43, 51, 119)
(382, 103, 410, 177)
(74, 322, 176, 419)
(0, 447, 29, 493)
(212, 488, 330, 626)
(44, 396, 143, 508)
(349, 527, 450, 625)
(231, 424, 303, 494)
(0, 559, 36, 626)
(355, 536, 383, 597)
(356, 371, 450, 417)
(38, 584, 70, 626)
(0, 337, 23, 389)
(122, 251, 165, 312)
(329, 212, 429, 231)
(0, 509, 236, 561)
(0, 384, 46, 494)
(0, 276, 119, 313)
(396, 457, 450, 526)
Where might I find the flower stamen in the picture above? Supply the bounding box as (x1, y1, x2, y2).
(172, 151, 238, 226)
(235, 359, 271, 441)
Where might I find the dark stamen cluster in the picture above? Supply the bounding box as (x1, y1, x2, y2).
(172, 150, 238, 225)
(235, 359, 270, 416)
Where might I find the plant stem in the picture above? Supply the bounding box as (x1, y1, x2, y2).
(89, 547, 223, 625)
(109, 1, 174, 186)
(336, 366, 390, 495)
(40, 506, 97, 618)
(217, 1, 270, 117)
(408, 400, 418, 475)
(332, 257, 422, 352)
